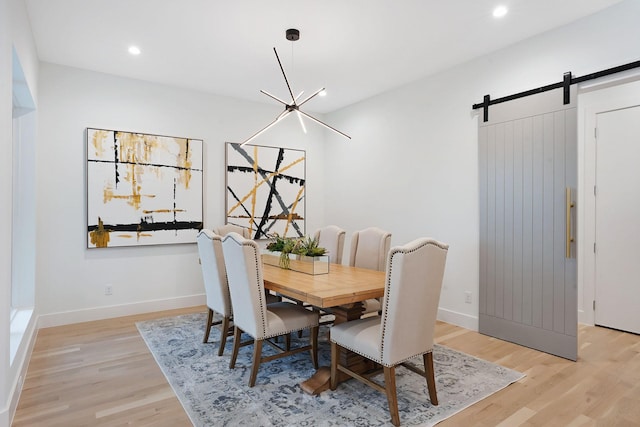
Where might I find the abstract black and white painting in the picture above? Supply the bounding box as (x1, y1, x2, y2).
(226, 143, 305, 239)
(87, 128, 203, 248)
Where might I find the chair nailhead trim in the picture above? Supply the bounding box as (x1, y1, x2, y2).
(380, 239, 448, 363)
(250, 243, 268, 337)
(331, 339, 433, 368)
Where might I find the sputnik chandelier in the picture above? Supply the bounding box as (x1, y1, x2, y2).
(240, 28, 351, 146)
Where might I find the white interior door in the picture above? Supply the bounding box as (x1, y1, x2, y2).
(595, 105, 640, 334)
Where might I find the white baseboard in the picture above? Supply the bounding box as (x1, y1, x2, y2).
(6, 310, 38, 426)
(577, 309, 594, 326)
(38, 294, 206, 328)
(437, 307, 478, 331)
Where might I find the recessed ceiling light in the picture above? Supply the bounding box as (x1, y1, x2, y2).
(493, 5, 508, 18)
(128, 46, 141, 55)
(319, 90, 327, 97)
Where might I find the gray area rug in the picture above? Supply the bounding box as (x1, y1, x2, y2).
(137, 312, 524, 426)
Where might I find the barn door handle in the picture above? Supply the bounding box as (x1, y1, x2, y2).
(566, 187, 575, 258)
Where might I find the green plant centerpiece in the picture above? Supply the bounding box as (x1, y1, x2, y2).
(266, 234, 327, 270)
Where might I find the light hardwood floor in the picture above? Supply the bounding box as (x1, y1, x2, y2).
(12, 306, 640, 426)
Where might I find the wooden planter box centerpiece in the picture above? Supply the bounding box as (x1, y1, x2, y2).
(262, 235, 329, 275)
(262, 252, 329, 275)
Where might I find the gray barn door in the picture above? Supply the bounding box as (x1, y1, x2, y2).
(478, 87, 577, 361)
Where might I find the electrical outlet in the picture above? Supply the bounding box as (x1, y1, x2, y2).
(104, 285, 113, 296)
(464, 291, 472, 304)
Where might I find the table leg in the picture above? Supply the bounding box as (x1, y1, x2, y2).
(300, 302, 374, 395)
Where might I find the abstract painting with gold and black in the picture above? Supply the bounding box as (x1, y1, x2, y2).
(226, 143, 305, 240)
(87, 128, 203, 248)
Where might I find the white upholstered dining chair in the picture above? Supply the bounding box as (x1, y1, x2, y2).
(330, 237, 449, 427)
(214, 223, 251, 238)
(301, 225, 347, 329)
(314, 225, 346, 265)
(214, 223, 284, 303)
(349, 226, 392, 314)
(222, 232, 320, 387)
(196, 229, 233, 356)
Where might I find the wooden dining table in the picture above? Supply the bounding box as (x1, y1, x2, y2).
(262, 262, 386, 395)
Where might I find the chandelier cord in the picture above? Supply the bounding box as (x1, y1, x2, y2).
(290, 41, 295, 89)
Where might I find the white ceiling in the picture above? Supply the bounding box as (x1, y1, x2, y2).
(25, 0, 624, 113)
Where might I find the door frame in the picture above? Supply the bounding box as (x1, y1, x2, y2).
(579, 76, 640, 326)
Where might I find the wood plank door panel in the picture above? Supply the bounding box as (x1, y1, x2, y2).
(479, 87, 577, 361)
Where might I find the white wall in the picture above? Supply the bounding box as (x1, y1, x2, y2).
(11, 109, 37, 309)
(3, 0, 39, 424)
(36, 63, 327, 326)
(325, 0, 640, 330)
(10, 2, 37, 100)
(0, 0, 13, 422)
